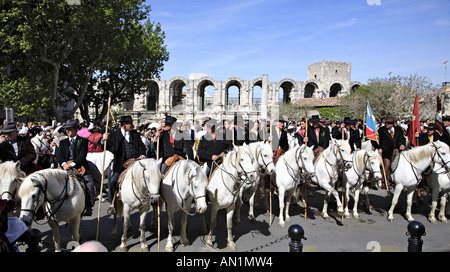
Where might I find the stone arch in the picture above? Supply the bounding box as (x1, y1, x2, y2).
(224, 77, 243, 110)
(147, 79, 159, 111)
(350, 82, 361, 93)
(168, 77, 188, 111)
(252, 78, 263, 105)
(277, 78, 297, 103)
(304, 80, 319, 98)
(197, 77, 215, 112)
(329, 82, 344, 97)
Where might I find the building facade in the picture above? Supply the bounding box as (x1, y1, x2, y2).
(97, 61, 362, 125)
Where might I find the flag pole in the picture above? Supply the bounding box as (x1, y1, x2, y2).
(304, 117, 308, 222)
(96, 95, 111, 241)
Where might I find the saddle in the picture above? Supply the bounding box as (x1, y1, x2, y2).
(162, 154, 185, 177)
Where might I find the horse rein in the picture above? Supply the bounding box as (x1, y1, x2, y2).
(20, 172, 77, 224)
(171, 162, 205, 216)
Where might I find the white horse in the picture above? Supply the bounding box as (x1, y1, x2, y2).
(344, 150, 383, 219)
(387, 141, 450, 222)
(18, 169, 85, 252)
(31, 133, 51, 166)
(205, 145, 258, 251)
(273, 144, 315, 227)
(310, 139, 353, 219)
(111, 158, 161, 252)
(426, 158, 450, 223)
(160, 159, 208, 252)
(235, 141, 275, 223)
(0, 161, 26, 201)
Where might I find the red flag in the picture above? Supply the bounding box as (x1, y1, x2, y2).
(436, 95, 443, 135)
(408, 95, 420, 146)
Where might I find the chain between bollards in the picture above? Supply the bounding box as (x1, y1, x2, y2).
(288, 224, 306, 252)
(406, 221, 426, 252)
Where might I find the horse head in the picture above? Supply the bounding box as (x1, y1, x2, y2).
(186, 162, 208, 214)
(0, 161, 25, 201)
(334, 139, 353, 170)
(236, 145, 258, 182)
(431, 141, 450, 171)
(298, 144, 315, 178)
(256, 141, 275, 175)
(366, 150, 383, 181)
(18, 174, 45, 227)
(139, 159, 161, 203)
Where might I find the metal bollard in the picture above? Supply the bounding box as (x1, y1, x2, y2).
(288, 224, 306, 252)
(406, 221, 426, 252)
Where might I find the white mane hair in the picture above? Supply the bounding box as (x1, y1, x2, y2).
(0, 161, 26, 180)
(403, 141, 447, 165)
(19, 169, 67, 196)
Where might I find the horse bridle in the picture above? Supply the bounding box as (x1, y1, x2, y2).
(1, 177, 22, 200)
(20, 172, 76, 224)
(284, 146, 313, 183)
(255, 144, 274, 175)
(170, 163, 206, 216)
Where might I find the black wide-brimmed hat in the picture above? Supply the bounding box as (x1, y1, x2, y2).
(63, 119, 80, 129)
(165, 116, 177, 125)
(427, 123, 438, 130)
(0, 122, 17, 133)
(309, 115, 320, 123)
(120, 115, 133, 124)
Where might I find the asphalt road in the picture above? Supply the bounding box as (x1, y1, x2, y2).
(18, 181, 450, 253)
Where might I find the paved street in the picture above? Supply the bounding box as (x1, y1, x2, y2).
(19, 182, 450, 253)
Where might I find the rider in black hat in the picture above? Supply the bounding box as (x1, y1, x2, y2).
(158, 116, 194, 174)
(57, 119, 96, 216)
(101, 115, 146, 203)
(304, 115, 330, 157)
(197, 118, 232, 177)
(0, 122, 36, 174)
(417, 122, 440, 146)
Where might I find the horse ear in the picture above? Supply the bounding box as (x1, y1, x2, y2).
(15, 160, 21, 171)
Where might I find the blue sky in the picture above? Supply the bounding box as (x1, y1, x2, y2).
(146, 0, 450, 88)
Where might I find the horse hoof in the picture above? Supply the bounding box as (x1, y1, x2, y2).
(181, 241, 190, 247)
(165, 247, 174, 252)
(279, 222, 286, 228)
(120, 246, 128, 252)
(387, 218, 394, 222)
(345, 213, 351, 219)
(353, 214, 359, 219)
(228, 242, 236, 251)
(141, 247, 149, 252)
(249, 215, 256, 222)
(439, 217, 448, 223)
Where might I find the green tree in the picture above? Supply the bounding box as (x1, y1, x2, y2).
(0, 0, 169, 122)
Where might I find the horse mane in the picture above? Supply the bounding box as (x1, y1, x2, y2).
(403, 143, 435, 164)
(0, 161, 23, 179)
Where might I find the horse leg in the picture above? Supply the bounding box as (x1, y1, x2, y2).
(278, 188, 286, 227)
(352, 187, 361, 219)
(206, 205, 218, 248)
(284, 189, 295, 224)
(226, 205, 236, 251)
(363, 185, 372, 213)
(71, 215, 81, 246)
(438, 193, 448, 223)
(138, 207, 149, 252)
(165, 208, 175, 252)
(120, 205, 131, 252)
(234, 197, 242, 231)
(180, 211, 190, 247)
(405, 188, 415, 222)
(248, 190, 256, 222)
(388, 184, 403, 222)
(344, 183, 351, 219)
(322, 190, 331, 219)
(48, 219, 62, 252)
(428, 184, 439, 223)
